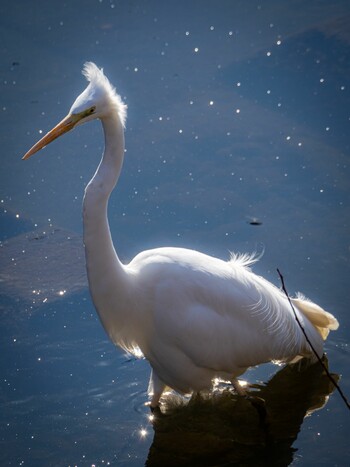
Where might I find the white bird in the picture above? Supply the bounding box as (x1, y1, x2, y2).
(23, 62, 339, 408)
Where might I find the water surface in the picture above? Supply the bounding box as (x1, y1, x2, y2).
(1, 1, 349, 465)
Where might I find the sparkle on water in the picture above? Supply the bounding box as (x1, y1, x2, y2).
(1, 1, 350, 466)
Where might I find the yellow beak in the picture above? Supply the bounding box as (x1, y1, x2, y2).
(22, 113, 80, 160)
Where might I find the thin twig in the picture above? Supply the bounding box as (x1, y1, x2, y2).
(277, 268, 350, 411)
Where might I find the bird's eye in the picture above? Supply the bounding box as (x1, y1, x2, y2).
(82, 106, 96, 119)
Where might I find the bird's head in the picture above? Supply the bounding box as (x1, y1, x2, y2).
(22, 62, 127, 160)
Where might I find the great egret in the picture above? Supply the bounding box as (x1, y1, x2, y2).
(23, 62, 339, 408)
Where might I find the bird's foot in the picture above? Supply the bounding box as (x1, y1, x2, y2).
(149, 403, 163, 418)
(147, 397, 162, 414)
(232, 379, 269, 428)
(244, 395, 270, 437)
(245, 395, 267, 420)
(150, 404, 160, 413)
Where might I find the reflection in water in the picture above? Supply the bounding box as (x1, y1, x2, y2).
(146, 357, 338, 466)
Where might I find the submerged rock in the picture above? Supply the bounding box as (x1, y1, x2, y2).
(146, 357, 338, 466)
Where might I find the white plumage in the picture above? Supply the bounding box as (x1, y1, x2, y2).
(23, 62, 339, 408)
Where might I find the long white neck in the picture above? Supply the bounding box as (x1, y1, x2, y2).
(83, 110, 130, 337)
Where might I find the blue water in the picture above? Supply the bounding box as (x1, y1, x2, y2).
(1, 1, 349, 465)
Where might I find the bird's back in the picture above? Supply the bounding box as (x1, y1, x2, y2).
(126, 247, 338, 393)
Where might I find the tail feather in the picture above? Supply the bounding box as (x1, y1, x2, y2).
(292, 295, 339, 340)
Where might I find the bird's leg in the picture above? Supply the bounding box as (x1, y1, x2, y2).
(150, 392, 163, 412)
(231, 378, 247, 397)
(148, 370, 166, 411)
(231, 378, 268, 427)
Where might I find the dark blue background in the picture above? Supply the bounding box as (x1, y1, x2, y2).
(1, 1, 349, 465)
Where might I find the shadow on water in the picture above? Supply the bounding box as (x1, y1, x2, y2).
(146, 357, 338, 467)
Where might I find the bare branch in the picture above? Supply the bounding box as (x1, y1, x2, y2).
(277, 268, 350, 411)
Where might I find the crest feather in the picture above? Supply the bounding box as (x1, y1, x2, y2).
(82, 62, 127, 127)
